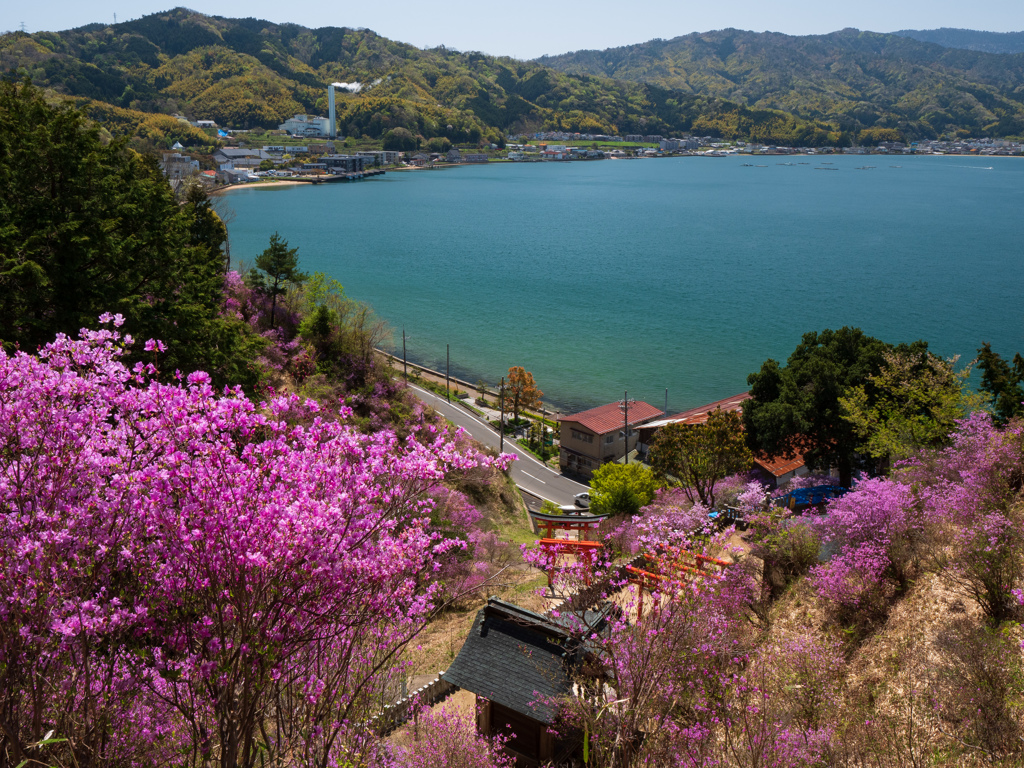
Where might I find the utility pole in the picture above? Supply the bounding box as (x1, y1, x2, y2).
(499, 377, 506, 454)
(402, 328, 407, 381)
(619, 390, 635, 464)
(540, 405, 546, 461)
(446, 344, 450, 402)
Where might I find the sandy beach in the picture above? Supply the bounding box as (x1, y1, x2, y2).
(210, 179, 307, 194)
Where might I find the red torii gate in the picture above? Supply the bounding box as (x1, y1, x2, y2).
(626, 546, 732, 620)
(624, 565, 666, 617)
(530, 512, 606, 542)
(647, 545, 731, 581)
(538, 538, 604, 589)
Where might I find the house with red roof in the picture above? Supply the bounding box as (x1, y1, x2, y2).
(636, 392, 809, 488)
(558, 400, 665, 478)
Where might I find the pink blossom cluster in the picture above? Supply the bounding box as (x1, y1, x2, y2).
(0, 321, 504, 767)
(909, 411, 1024, 623)
(809, 478, 918, 619)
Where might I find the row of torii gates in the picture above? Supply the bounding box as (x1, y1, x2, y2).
(529, 510, 732, 619)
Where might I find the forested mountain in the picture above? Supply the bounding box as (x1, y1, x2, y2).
(893, 28, 1024, 55)
(0, 8, 840, 147)
(537, 28, 1024, 139)
(4, 12, 1023, 146)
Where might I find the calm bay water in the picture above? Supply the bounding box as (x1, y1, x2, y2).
(223, 156, 1024, 414)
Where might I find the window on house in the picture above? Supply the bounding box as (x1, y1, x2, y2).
(571, 429, 593, 444)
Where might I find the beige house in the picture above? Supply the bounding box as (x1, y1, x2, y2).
(558, 400, 665, 478)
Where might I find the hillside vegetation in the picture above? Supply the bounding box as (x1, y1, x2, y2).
(537, 28, 1024, 139)
(0, 10, 876, 147)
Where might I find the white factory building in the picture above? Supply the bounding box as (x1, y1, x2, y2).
(279, 114, 332, 138)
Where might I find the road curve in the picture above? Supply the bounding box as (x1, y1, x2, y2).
(408, 384, 589, 505)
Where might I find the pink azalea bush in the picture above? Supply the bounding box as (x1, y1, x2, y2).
(0, 319, 507, 768)
(809, 478, 919, 626)
(909, 411, 1024, 623)
(389, 701, 515, 768)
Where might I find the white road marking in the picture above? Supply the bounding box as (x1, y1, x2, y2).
(407, 384, 589, 493)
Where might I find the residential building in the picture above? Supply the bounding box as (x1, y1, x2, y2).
(464, 153, 489, 163)
(323, 155, 366, 173)
(637, 392, 808, 488)
(636, 393, 752, 452)
(558, 400, 664, 478)
(306, 142, 336, 155)
(159, 152, 199, 180)
(356, 150, 402, 165)
(216, 168, 252, 184)
(213, 148, 269, 170)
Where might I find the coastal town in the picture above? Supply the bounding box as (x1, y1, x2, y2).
(154, 82, 1024, 188)
(161, 119, 1024, 188)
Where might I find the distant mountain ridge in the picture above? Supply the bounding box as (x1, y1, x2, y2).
(892, 28, 1024, 55)
(536, 28, 1024, 139)
(0, 8, 844, 147)
(2, 12, 1023, 146)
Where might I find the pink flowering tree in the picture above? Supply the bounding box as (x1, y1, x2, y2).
(910, 411, 1024, 623)
(0, 318, 509, 768)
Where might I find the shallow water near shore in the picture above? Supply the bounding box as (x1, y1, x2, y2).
(224, 155, 1024, 414)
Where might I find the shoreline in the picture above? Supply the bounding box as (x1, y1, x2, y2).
(211, 152, 1023, 196)
(210, 179, 307, 194)
(376, 349, 566, 418)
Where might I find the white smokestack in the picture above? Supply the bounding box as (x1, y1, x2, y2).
(328, 84, 336, 138)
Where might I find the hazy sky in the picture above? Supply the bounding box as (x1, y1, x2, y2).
(4, 0, 1024, 59)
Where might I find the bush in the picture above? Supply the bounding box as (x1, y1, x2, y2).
(590, 463, 657, 517)
(750, 517, 822, 601)
(932, 618, 1024, 758)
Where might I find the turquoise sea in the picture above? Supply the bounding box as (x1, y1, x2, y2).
(222, 155, 1024, 414)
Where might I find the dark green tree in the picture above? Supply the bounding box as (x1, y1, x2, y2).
(0, 79, 258, 387)
(743, 327, 894, 487)
(253, 232, 307, 327)
(977, 342, 1024, 424)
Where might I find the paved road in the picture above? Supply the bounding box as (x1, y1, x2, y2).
(408, 384, 590, 505)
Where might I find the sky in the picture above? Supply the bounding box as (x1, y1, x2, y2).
(3, 0, 1023, 60)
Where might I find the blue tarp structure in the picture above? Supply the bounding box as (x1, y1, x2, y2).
(773, 485, 847, 510)
(218, 129, 229, 137)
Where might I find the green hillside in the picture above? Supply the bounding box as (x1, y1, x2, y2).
(536, 28, 1024, 139)
(0, 9, 845, 147)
